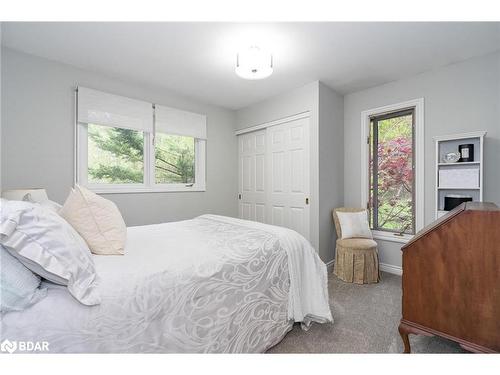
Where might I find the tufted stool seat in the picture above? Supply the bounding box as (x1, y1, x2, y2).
(332, 208, 380, 284)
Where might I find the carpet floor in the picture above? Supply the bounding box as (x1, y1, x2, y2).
(268, 271, 466, 353)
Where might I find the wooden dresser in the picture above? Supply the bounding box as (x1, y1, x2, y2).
(399, 202, 500, 353)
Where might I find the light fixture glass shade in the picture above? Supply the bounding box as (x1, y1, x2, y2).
(235, 46, 273, 80)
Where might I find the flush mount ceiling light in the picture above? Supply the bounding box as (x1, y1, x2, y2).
(235, 46, 273, 80)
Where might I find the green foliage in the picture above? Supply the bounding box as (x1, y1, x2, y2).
(89, 164, 143, 183)
(87, 124, 195, 185)
(155, 133, 195, 184)
(88, 124, 144, 184)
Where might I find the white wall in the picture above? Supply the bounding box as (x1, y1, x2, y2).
(236, 82, 319, 131)
(318, 82, 344, 263)
(344, 51, 500, 268)
(1, 48, 238, 226)
(4, 44, 498, 270)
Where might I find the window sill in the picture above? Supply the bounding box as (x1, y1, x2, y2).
(372, 230, 413, 244)
(82, 184, 206, 194)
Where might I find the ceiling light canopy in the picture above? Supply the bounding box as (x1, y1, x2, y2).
(235, 46, 273, 80)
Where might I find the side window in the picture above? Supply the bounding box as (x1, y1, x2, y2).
(369, 109, 415, 235)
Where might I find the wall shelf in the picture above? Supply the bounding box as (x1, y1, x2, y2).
(437, 161, 480, 166)
(434, 131, 486, 220)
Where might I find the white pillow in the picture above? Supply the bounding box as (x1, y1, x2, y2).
(40, 200, 63, 212)
(0, 244, 47, 312)
(336, 210, 373, 239)
(59, 185, 126, 255)
(21, 193, 62, 213)
(0, 199, 100, 305)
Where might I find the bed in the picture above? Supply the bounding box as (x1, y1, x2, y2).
(0, 214, 332, 353)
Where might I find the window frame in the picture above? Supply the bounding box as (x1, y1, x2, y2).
(76, 124, 206, 194)
(360, 99, 424, 244)
(369, 108, 416, 236)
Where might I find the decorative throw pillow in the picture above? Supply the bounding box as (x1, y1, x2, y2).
(336, 210, 373, 239)
(59, 185, 126, 255)
(0, 199, 100, 306)
(0, 244, 47, 313)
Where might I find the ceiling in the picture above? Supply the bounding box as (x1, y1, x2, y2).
(2, 22, 500, 110)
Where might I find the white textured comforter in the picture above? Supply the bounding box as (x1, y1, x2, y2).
(1, 215, 332, 353)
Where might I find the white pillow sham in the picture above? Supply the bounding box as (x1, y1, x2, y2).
(59, 185, 126, 255)
(0, 244, 47, 313)
(0, 199, 100, 305)
(337, 210, 373, 239)
(21, 193, 62, 213)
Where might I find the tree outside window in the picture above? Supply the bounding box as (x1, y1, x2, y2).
(87, 124, 195, 185)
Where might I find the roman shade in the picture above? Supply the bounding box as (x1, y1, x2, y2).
(155, 105, 207, 139)
(77, 87, 153, 133)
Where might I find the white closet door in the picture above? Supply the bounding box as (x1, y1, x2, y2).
(238, 129, 267, 223)
(267, 117, 310, 239)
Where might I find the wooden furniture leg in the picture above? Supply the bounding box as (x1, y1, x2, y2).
(398, 321, 434, 353)
(398, 322, 412, 353)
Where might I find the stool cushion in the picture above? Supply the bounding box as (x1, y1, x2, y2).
(337, 238, 377, 249)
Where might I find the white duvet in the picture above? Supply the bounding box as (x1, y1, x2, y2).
(0, 215, 332, 353)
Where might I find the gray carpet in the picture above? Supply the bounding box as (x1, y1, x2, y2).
(268, 271, 466, 353)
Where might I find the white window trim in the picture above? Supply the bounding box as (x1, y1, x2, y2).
(75, 123, 206, 194)
(360, 98, 424, 244)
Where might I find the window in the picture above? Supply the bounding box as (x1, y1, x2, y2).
(369, 109, 415, 235)
(155, 133, 195, 184)
(88, 124, 145, 184)
(76, 87, 206, 193)
(360, 99, 424, 243)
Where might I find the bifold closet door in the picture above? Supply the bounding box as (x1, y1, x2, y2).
(238, 129, 267, 223)
(267, 117, 310, 240)
(238, 116, 310, 240)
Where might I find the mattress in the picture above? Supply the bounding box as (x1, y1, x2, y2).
(0, 215, 332, 353)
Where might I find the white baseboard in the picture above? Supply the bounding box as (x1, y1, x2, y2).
(379, 262, 403, 276)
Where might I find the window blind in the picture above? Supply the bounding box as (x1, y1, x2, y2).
(155, 105, 207, 139)
(77, 87, 153, 133)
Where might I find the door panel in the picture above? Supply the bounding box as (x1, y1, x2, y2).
(290, 207, 305, 234)
(241, 202, 252, 220)
(255, 203, 266, 223)
(272, 151, 285, 192)
(290, 149, 304, 192)
(267, 117, 310, 239)
(255, 154, 265, 191)
(272, 206, 285, 226)
(238, 117, 310, 240)
(255, 132, 266, 148)
(242, 156, 252, 191)
(238, 130, 267, 222)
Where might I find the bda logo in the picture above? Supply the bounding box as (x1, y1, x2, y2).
(1, 339, 17, 354)
(0, 339, 49, 353)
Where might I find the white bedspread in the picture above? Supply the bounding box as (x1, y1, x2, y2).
(1, 215, 332, 353)
(205, 215, 332, 326)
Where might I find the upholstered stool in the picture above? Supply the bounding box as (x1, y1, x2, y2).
(332, 208, 380, 284)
